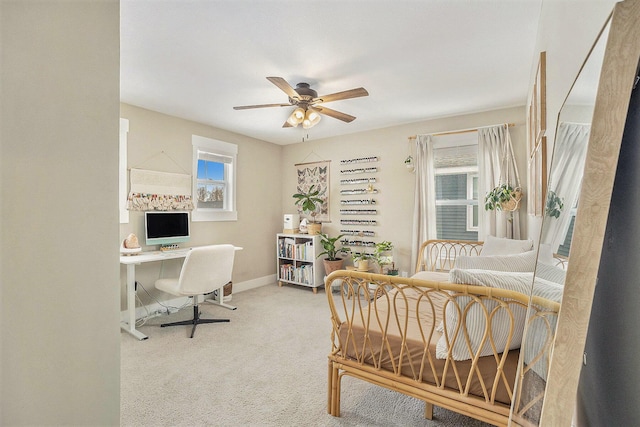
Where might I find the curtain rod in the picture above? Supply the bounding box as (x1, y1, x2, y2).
(407, 123, 515, 140)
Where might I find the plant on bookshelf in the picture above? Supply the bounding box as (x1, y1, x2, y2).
(292, 184, 323, 235)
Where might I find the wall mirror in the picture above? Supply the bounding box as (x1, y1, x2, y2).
(511, 1, 640, 425)
(510, 21, 608, 424)
(539, 24, 608, 260)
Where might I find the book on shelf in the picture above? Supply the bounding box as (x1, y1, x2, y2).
(295, 240, 314, 261)
(279, 263, 314, 285)
(278, 237, 296, 258)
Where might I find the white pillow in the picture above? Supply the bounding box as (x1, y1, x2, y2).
(454, 250, 537, 272)
(534, 263, 566, 285)
(437, 269, 563, 362)
(537, 243, 555, 265)
(481, 235, 533, 256)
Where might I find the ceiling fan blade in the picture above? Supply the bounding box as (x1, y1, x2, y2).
(233, 103, 290, 110)
(314, 87, 369, 104)
(313, 106, 356, 123)
(267, 77, 301, 100)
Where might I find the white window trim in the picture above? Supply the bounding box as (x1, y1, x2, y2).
(466, 174, 479, 231)
(434, 166, 479, 232)
(191, 135, 238, 222)
(435, 165, 476, 176)
(432, 132, 479, 238)
(119, 118, 129, 224)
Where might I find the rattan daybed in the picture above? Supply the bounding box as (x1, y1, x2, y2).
(325, 239, 564, 426)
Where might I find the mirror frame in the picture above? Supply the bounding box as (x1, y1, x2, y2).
(541, 1, 640, 424)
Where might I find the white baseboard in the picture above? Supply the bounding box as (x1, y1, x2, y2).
(121, 274, 276, 322)
(232, 274, 276, 293)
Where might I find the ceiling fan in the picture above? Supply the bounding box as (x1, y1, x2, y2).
(233, 77, 369, 129)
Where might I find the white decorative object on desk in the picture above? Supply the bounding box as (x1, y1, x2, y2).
(120, 233, 142, 255)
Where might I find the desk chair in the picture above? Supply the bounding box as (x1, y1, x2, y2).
(155, 244, 235, 338)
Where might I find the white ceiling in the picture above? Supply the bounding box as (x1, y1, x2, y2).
(120, 0, 542, 145)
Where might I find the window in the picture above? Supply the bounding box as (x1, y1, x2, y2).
(433, 133, 478, 241)
(192, 135, 237, 222)
(556, 195, 579, 257)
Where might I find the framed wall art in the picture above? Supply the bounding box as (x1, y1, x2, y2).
(527, 51, 547, 216)
(295, 160, 330, 222)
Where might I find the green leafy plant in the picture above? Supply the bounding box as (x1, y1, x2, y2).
(375, 241, 394, 252)
(292, 185, 324, 223)
(374, 241, 394, 267)
(545, 190, 565, 219)
(351, 251, 374, 271)
(484, 184, 521, 211)
(351, 252, 374, 263)
(316, 233, 350, 261)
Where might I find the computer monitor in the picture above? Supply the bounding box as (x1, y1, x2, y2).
(144, 211, 190, 246)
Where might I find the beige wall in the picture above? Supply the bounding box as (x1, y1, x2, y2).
(281, 106, 528, 275)
(527, 0, 617, 241)
(119, 104, 283, 306)
(1, 1, 121, 425)
(536, 0, 616, 129)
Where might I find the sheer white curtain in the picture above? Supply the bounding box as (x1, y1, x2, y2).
(541, 122, 590, 251)
(411, 135, 437, 269)
(478, 124, 521, 239)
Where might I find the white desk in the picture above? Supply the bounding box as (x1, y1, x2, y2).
(120, 247, 241, 340)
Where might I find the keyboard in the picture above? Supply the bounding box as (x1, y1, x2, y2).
(160, 248, 191, 257)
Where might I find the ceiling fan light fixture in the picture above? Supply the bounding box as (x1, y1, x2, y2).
(287, 107, 305, 127)
(233, 77, 368, 130)
(302, 109, 321, 129)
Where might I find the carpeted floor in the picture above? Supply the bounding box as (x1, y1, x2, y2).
(121, 284, 492, 426)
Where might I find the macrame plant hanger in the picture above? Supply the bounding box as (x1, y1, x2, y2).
(405, 137, 415, 172)
(499, 126, 522, 212)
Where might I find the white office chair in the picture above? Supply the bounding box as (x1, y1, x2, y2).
(155, 244, 235, 338)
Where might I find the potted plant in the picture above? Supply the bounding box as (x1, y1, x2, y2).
(374, 240, 394, 274)
(545, 190, 565, 219)
(352, 252, 374, 272)
(292, 184, 324, 235)
(484, 183, 523, 212)
(317, 233, 350, 275)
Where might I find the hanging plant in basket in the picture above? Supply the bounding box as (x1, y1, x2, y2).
(484, 184, 523, 212)
(484, 125, 523, 213)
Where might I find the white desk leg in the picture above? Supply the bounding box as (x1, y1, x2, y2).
(205, 285, 237, 311)
(120, 263, 148, 340)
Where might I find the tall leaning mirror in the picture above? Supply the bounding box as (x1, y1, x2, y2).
(511, 1, 640, 425)
(510, 18, 608, 426)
